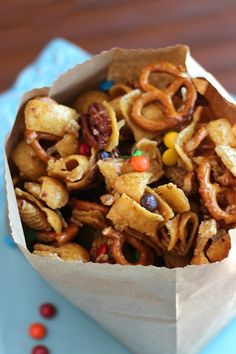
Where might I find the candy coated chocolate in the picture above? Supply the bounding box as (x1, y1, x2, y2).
(29, 323, 47, 340)
(32, 345, 49, 354)
(140, 194, 158, 212)
(99, 80, 115, 91)
(97, 149, 110, 160)
(39, 303, 57, 319)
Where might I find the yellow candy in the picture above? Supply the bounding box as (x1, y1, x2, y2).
(164, 131, 179, 149)
(162, 148, 178, 166)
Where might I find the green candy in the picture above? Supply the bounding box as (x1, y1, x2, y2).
(120, 148, 142, 159)
(131, 148, 142, 157)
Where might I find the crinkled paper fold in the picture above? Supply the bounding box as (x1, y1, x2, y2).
(4, 45, 236, 354)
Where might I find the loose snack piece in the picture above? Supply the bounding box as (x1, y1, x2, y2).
(29, 323, 47, 340)
(16, 188, 64, 233)
(155, 183, 190, 213)
(11, 140, 47, 181)
(36, 223, 79, 246)
(24, 177, 69, 209)
(33, 243, 90, 262)
(81, 102, 112, 149)
(25, 97, 79, 137)
(131, 61, 197, 133)
(39, 303, 57, 318)
(107, 193, 164, 240)
(11, 54, 236, 268)
(103, 227, 154, 266)
(32, 345, 49, 354)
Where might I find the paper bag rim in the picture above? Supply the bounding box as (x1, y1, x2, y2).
(4, 44, 236, 273)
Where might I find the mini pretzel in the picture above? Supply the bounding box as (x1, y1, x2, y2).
(103, 227, 154, 266)
(131, 62, 197, 133)
(36, 223, 79, 246)
(71, 199, 109, 214)
(24, 129, 60, 163)
(198, 158, 236, 224)
(131, 91, 181, 132)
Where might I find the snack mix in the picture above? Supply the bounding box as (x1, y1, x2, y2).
(11, 60, 236, 268)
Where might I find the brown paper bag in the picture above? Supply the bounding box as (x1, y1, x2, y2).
(4, 45, 236, 354)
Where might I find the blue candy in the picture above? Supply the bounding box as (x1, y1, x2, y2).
(99, 80, 115, 91)
(3, 235, 16, 248)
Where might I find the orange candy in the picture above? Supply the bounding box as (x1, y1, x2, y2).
(29, 323, 47, 340)
(130, 155, 150, 172)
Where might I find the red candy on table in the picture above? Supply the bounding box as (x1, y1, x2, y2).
(79, 142, 91, 156)
(32, 345, 49, 354)
(130, 155, 150, 172)
(39, 303, 57, 319)
(29, 323, 47, 340)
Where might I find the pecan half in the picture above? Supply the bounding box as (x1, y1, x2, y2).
(81, 103, 112, 149)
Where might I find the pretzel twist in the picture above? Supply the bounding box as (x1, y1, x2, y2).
(24, 129, 60, 163)
(103, 227, 154, 265)
(131, 61, 196, 132)
(198, 158, 236, 224)
(71, 199, 109, 214)
(36, 223, 79, 246)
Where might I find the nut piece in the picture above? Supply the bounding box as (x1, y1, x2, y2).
(100, 194, 115, 206)
(81, 102, 112, 149)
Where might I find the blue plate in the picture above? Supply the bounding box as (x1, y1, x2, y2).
(0, 38, 235, 354)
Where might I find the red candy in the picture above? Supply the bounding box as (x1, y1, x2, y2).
(32, 345, 49, 354)
(39, 303, 57, 319)
(96, 243, 109, 257)
(79, 143, 91, 156)
(29, 323, 47, 340)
